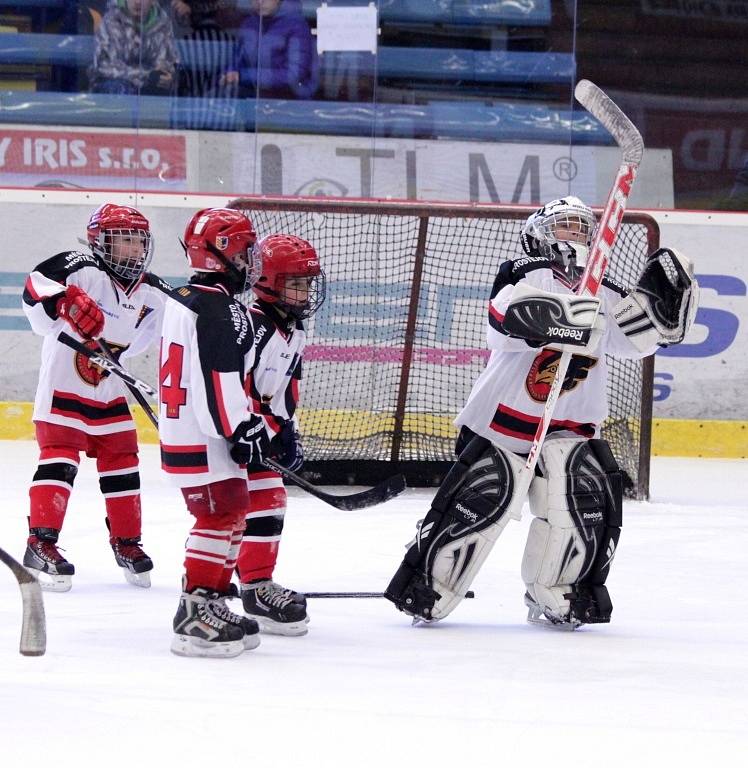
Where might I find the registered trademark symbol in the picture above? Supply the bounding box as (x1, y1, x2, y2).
(553, 156, 578, 181)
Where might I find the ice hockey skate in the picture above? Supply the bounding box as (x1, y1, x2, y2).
(524, 591, 581, 631)
(171, 587, 247, 658)
(210, 586, 261, 650)
(241, 579, 309, 636)
(23, 528, 75, 592)
(110, 535, 153, 588)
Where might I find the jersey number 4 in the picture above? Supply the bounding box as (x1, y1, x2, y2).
(160, 342, 188, 419)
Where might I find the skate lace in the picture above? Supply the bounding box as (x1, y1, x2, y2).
(209, 597, 242, 625)
(35, 540, 66, 563)
(114, 539, 147, 563)
(196, 601, 225, 629)
(258, 582, 293, 609)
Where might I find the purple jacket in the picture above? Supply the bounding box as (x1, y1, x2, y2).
(234, 0, 319, 99)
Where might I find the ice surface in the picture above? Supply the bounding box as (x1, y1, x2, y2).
(1, 441, 747, 767)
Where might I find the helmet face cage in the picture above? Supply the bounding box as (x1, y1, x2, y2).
(93, 228, 153, 281)
(247, 235, 326, 319)
(523, 197, 596, 269)
(277, 270, 327, 320)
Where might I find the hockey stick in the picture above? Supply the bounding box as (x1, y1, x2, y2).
(58, 332, 158, 399)
(0, 546, 47, 656)
(58, 332, 407, 511)
(505, 80, 644, 521)
(304, 590, 475, 599)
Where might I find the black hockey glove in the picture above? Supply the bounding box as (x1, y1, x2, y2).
(230, 416, 270, 471)
(270, 420, 304, 472)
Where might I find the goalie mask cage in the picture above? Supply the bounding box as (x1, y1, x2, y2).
(229, 197, 656, 500)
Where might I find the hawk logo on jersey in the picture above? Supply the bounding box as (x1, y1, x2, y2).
(73, 340, 126, 386)
(135, 304, 154, 329)
(525, 349, 597, 402)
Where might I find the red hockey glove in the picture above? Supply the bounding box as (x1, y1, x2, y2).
(56, 285, 105, 339)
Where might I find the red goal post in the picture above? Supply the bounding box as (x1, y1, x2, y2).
(228, 196, 657, 500)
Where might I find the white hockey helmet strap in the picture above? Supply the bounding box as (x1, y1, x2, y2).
(522, 197, 596, 268)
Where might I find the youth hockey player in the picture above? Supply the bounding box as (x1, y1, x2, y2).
(22, 203, 171, 591)
(385, 196, 699, 629)
(160, 207, 261, 658)
(236, 232, 326, 637)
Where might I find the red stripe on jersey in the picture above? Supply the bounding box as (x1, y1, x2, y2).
(24, 275, 44, 302)
(162, 462, 210, 474)
(211, 370, 233, 437)
(290, 376, 299, 405)
(50, 391, 131, 426)
(489, 303, 504, 323)
(53, 390, 128, 410)
(49, 407, 131, 427)
(490, 403, 595, 441)
(160, 443, 209, 453)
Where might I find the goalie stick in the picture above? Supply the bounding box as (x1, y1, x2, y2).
(0, 546, 47, 656)
(504, 80, 644, 522)
(58, 331, 406, 511)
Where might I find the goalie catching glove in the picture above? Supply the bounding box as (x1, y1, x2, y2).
(613, 247, 699, 352)
(502, 283, 605, 354)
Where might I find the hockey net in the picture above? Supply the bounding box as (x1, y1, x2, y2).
(229, 197, 656, 500)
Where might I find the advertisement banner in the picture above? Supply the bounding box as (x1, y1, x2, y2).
(0, 128, 188, 190)
(229, 133, 674, 208)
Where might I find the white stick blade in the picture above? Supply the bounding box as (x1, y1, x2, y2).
(574, 79, 644, 165)
(19, 582, 47, 656)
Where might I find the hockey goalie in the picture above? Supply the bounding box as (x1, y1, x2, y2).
(385, 196, 699, 628)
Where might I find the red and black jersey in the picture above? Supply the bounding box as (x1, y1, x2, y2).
(158, 277, 255, 485)
(23, 250, 170, 435)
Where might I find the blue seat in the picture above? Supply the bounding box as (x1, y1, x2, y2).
(0, 33, 575, 85)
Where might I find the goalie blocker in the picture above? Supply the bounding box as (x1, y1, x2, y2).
(385, 435, 622, 627)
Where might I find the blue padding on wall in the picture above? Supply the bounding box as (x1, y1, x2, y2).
(0, 90, 611, 143)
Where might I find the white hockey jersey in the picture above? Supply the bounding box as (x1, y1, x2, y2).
(455, 256, 657, 455)
(23, 250, 170, 435)
(158, 281, 306, 487)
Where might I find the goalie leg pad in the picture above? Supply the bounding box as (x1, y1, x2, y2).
(385, 435, 524, 622)
(521, 438, 622, 625)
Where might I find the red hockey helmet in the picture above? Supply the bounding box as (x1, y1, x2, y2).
(183, 208, 256, 289)
(86, 203, 152, 281)
(249, 234, 326, 319)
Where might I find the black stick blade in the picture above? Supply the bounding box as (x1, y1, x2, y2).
(313, 473, 408, 511)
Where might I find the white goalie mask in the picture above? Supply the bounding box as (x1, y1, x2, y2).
(521, 197, 597, 271)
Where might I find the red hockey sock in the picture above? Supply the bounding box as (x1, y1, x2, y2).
(29, 447, 80, 530)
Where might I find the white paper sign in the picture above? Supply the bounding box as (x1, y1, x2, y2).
(316, 4, 378, 54)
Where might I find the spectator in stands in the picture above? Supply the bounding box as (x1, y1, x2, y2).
(89, 0, 179, 96)
(172, 0, 237, 98)
(222, 0, 319, 100)
(171, 0, 239, 129)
